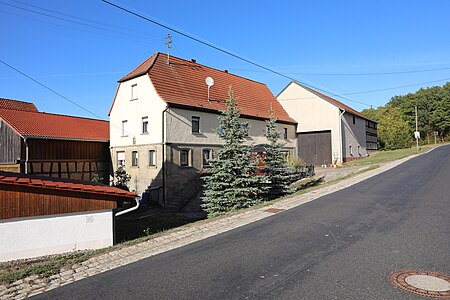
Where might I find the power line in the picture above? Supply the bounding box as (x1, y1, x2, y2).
(100, 0, 374, 108)
(0, 58, 146, 140)
(279, 77, 450, 101)
(343, 77, 450, 95)
(0, 59, 104, 120)
(0, 0, 161, 42)
(228, 66, 450, 76)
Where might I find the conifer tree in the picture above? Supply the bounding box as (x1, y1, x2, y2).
(263, 108, 297, 199)
(202, 88, 264, 216)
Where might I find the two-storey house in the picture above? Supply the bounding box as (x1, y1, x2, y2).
(109, 53, 297, 209)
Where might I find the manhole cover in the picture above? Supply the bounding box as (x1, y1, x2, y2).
(390, 270, 450, 298)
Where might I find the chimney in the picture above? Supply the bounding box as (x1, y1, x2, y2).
(224, 70, 228, 73)
(190, 59, 196, 63)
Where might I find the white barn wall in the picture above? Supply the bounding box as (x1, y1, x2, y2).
(0, 210, 113, 262)
(277, 82, 342, 162)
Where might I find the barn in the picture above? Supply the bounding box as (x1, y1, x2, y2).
(0, 98, 111, 182)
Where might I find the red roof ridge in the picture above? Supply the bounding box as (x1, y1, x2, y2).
(0, 108, 109, 141)
(113, 52, 297, 124)
(0, 98, 38, 112)
(118, 52, 159, 83)
(37, 111, 109, 123)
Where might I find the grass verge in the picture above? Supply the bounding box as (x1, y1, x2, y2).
(343, 144, 440, 166)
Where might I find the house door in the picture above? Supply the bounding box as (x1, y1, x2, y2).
(297, 130, 332, 165)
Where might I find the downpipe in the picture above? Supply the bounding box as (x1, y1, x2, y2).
(339, 109, 346, 164)
(115, 196, 141, 217)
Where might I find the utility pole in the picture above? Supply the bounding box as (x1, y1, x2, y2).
(165, 34, 172, 64)
(415, 106, 419, 152)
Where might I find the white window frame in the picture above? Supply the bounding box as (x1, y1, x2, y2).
(131, 151, 138, 167)
(117, 151, 125, 167)
(131, 83, 138, 100)
(192, 116, 200, 133)
(180, 149, 191, 167)
(142, 116, 149, 134)
(202, 149, 213, 167)
(149, 150, 156, 166)
(121, 120, 128, 137)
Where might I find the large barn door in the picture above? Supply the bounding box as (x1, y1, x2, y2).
(297, 130, 332, 165)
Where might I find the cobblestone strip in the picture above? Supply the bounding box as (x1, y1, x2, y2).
(0, 155, 418, 299)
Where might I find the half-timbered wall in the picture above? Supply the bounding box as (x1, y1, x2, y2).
(21, 139, 111, 182)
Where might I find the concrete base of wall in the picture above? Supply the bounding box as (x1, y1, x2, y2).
(0, 210, 113, 262)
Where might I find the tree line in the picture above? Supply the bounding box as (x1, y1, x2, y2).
(361, 82, 450, 150)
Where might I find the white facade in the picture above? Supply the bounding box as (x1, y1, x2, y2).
(110, 74, 297, 206)
(277, 81, 375, 164)
(0, 210, 113, 262)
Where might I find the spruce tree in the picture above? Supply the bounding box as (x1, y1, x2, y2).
(263, 108, 297, 199)
(202, 88, 263, 216)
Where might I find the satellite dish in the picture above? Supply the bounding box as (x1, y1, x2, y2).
(205, 77, 214, 101)
(205, 77, 214, 87)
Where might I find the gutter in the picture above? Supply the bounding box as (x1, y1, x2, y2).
(115, 196, 141, 216)
(339, 109, 346, 164)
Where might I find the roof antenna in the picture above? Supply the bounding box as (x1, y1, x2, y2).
(165, 34, 172, 64)
(205, 77, 214, 101)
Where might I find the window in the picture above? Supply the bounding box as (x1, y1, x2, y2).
(131, 151, 138, 166)
(283, 128, 288, 139)
(121, 120, 128, 136)
(352, 115, 356, 124)
(131, 84, 137, 100)
(117, 151, 125, 167)
(180, 149, 191, 166)
(357, 145, 361, 156)
(349, 145, 353, 156)
(192, 116, 200, 133)
(142, 117, 148, 134)
(149, 150, 156, 166)
(202, 149, 213, 167)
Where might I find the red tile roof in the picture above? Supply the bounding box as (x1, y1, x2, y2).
(116, 53, 296, 124)
(0, 98, 38, 112)
(0, 109, 109, 141)
(294, 82, 374, 121)
(0, 172, 136, 198)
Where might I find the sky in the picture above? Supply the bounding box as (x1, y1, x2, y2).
(1, 0, 450, 120)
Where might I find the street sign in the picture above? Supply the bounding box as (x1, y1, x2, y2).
(414, 131, 420, 139)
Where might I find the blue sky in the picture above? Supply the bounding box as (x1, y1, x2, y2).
(1, 0, 450, 120)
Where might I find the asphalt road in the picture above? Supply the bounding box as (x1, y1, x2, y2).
(34, 145, 450, 299)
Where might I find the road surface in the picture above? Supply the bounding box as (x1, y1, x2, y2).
(34, 145, 450, 299)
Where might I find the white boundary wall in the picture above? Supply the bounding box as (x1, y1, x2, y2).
(0, 210, 114, 262)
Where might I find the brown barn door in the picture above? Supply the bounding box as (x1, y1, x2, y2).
(297, 130, 332, 165)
